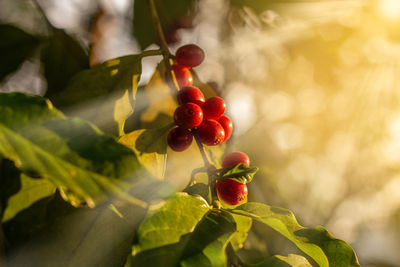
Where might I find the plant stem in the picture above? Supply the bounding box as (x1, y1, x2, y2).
(147, 0, 180, 92)
(147, 0, 218, 205)
(193, 132, 219, 204)
(193, 133, 211, 168)
(147, 0, 170, 57)
(141, 49, 163, 57)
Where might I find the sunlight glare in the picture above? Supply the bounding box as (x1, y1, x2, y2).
(379, 0, 400, 20)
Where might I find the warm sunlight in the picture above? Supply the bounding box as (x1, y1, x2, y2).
(379, 0, 400, 19)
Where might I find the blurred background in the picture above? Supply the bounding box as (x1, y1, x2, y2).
(2, 0, 400, 265)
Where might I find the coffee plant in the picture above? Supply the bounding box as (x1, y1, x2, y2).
(0, 0, 360, 266)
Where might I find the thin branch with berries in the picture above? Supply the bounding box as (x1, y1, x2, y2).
(147, 0, 250, 207)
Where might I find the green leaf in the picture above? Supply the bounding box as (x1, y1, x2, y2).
(230, 213, 252, 251)
(183, 183, 210, 202)
(246, 254, 312, 267)
(42, 29, 89, 97)
(180, 209, 237, 267)
(191, 70, 218, 100)
(0, 92, 63, 127)
(0, 159, 22, 219)
(133, 0, 198, 50)
(119, 124, 174, 180)
(0, 24, 40, 82)
(218, 163, 259, 184)
(135, 63, 176, 129)
(2, 173, 55, 222)
(49, 54, 143, 134)
(131, 209, 237, 267)
(5, 194, 146, 267)
(231, 202, 360, 267)
(133, 192, 210, 253)
(0, 92, 146, 207)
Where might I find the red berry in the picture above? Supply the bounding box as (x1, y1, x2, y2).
(216, 179, 248, 205)
(174, 103, 203, 128)
(196, 119, 225, 146)
(175, 44, 205, 68)
(168, 64, 193, 88)
(177, 86, 205, 107)
(202, 96, 226, 120)
(167, 127, 193, 152)
(222, 152, 250, 169)
(218, 115, 233, 142)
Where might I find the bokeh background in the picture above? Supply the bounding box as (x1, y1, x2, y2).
(2, 0, 400, 265)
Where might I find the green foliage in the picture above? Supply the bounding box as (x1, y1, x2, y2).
(0, 93, 145, 206)
(2, 171, 55, 222)
(119, 124, 174, 180)
(218, 163, 259, 184)
(132, 208, 236, 267)
(231, 202, 360, 267)
(129, 62, 176, 130)
(0, 24, 40, 82)
(230, 213, 252, 251)
(49, 54, 144, 135)
(246, 254, 312, 267)
(133, 0, 198, 50)
(5, 194, 146, 267)
(0, 4, 362, 265)
(184, 182, 210, 202)
(133, 193, 210, 253)
(41, 29, 89, 97)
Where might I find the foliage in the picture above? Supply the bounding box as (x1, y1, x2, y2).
(0, 1, 361, 266)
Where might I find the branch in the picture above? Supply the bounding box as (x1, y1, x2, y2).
(193, 132, 219, 203)
(147, 0, 219, 205)
(147, 0, 180, 92)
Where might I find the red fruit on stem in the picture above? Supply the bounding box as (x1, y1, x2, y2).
(202, 96, 226, 120)
(175, 44, 205, 68)
(222, 152, 250, 169)
(216, 179, 248, 205)
(196, 119, 225, 146)
(167, 127, 193, 152)
(168, 64, 193, 88)
(218, 115, 233, 142)
(174, 103, 203, 128)
(177, 86, 205, 106)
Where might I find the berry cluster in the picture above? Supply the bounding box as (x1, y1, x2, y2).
(167, 44, 233, 152)
(216, 152, 250, 205)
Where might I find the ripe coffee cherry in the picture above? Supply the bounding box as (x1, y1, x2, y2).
(177, 86, 205, 107)
(174, 103, 203, 128)
(202, 96, 226, 120)
(222, 152, 250, 169)
(218, 115, 233, 142)
(216, 179, 248, 206)
(175, 44, 205, 68)
(197, 119, 225, 146)
(170, 64, 193, 88)
(167, 127, 193, 152)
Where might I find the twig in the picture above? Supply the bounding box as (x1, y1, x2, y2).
(147, 0, 219, 205)
(193, 132, 212, 168)
(147, 0, 180, 92)
(193, 132, 219, 203)
(141, 49, 163, 57)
